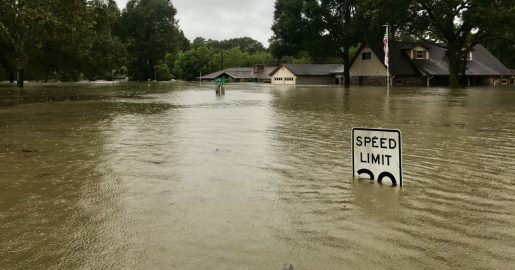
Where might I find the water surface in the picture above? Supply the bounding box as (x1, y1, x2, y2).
(1, 82, 514, 269)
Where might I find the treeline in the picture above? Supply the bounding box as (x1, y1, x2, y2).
(172, 38, 276, 81)
(1, 0, 514, 88)
(269, 0, 515, 88)
(0, 0, 127, 87)
(0, 0, 292, 87)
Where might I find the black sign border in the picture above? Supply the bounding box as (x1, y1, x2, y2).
(352, 128, 403, 187)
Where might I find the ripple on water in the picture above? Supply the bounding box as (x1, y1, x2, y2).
(0, 84, 514, 269)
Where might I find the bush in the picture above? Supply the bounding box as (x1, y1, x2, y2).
(154, 63, 172, 81)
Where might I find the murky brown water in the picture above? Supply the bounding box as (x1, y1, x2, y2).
(1, 82, 514, 269)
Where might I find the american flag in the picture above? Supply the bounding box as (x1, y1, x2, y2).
(383, 30, 389, 67)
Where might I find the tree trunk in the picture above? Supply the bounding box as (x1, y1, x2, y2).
(343, 4, 351, 88)
(447, 47, 460, 89)
(9, 69, 15, 84)
(17, 69, 24, 88)
(343, 43, 350, 88)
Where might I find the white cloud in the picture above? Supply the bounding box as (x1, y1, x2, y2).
(114, 0, 275, 46)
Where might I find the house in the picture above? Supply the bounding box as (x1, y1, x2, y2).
(349, 41, 513, 86)
(269, 64, 344, 85)
(199, 64, 275, 83)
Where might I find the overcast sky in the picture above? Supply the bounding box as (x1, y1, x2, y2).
(114, 0, 275, 46)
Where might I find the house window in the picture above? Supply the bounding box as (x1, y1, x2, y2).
(362, 52, 372, 60)
(415, 50, 426, 59)
(274, 77, 283, 81)
(285, 78, 294, 81)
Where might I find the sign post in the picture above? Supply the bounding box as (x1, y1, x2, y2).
(214, 78, 225, 95)
(352, 128, 402, 187)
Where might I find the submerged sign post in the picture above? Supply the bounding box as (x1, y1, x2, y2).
(352, 128, 403, 187)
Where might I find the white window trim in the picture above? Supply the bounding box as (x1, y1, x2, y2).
(415, 50, 425, 59)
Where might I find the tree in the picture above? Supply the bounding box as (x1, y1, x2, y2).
(481, 1, 515, 68)
(269, 0, 353, 68)
(484, 19, 515, 68)
(404, 0, 513, 88)
(358, 0, 412, 42)
(219, 37, 266, 53)
(82, 0, 127, 80)
(0, 0, 96, 87)
(191, 37, 266, 54)
(173, 46, 217, 81)
(318, 0, 360, 87)
(0, 1, 55, 87)
(119, 0, 187, 81)
(269, 0, 309, 59)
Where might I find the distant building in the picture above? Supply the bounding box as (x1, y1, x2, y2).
(200, 64, 275, 83)
(350, 41, 513, 86)
(269, 64, 344, 85)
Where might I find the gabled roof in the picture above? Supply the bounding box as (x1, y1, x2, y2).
(201, 67, 253, 79)
(224, 67, 254, 79)
(200, 66, 275, 80)
(350, 42, 420, 76)
(352, 41, 512, 77)
(270, 64, 344, 77)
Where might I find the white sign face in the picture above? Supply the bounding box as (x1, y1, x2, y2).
(352, 128, 402, 187)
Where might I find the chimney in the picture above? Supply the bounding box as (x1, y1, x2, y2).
(254, 64, 265, 73)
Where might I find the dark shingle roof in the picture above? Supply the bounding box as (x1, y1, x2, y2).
(360, 41, 420, 76)
(271, 64, 344, 76)
(360, 41, 512, 76)
(200, 67, 275, 80)
(467, 45, 513, 76)
(409, 44, 512, 76)
(225, 67, 254, 79)
(200, 67, 252, 79)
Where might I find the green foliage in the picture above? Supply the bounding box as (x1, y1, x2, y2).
(119, 0, 188, 81)
(0, 0, 131, 86)
(154, 63, 172, 81)
(358, 0, 412, 41)
(174, 46, 217, 81)
(83, 0, 127, 80)
(270, 0, 514, 88)
(269, 0, 309, 59)
(192, 37, 266, 53)
(402, 0, 514, 87)
(173, 44, 277, 81)
(481, 1, 515, 68)
(269, 0, 355, 71)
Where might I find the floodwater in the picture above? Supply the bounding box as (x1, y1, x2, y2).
(1, 82, 514, 269)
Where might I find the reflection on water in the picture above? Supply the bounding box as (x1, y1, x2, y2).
(1, 83, 514, 269)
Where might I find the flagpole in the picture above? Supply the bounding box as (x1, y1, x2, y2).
(385, 23, 390, 95)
